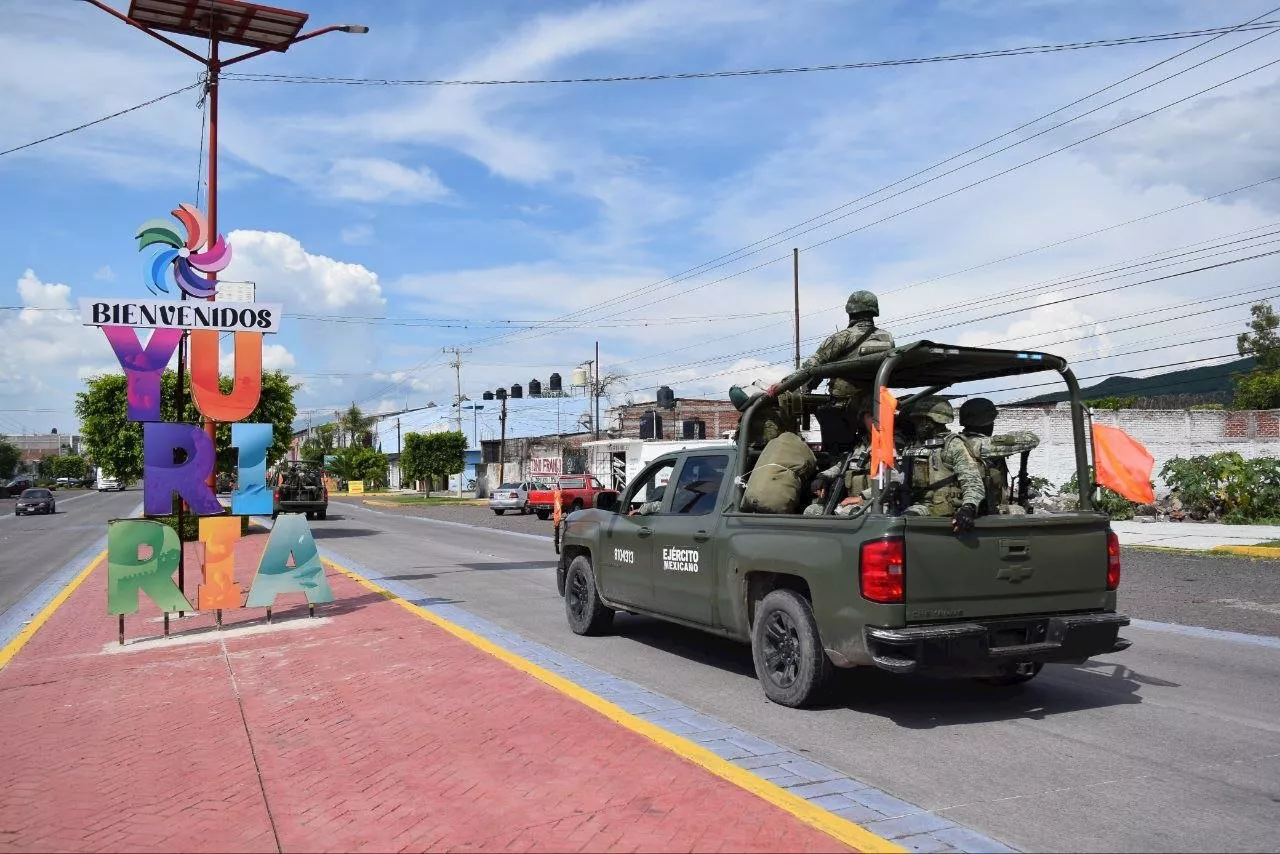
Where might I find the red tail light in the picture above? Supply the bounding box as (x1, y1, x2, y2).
(860, 537, 905, 604)
(273, 489, 280, 502)
(1106, 531, 1121, 590)
(323, 485, 328, 500)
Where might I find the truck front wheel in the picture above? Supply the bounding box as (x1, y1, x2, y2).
(751, 590, 831, 708)
(564, 556, 614, 636)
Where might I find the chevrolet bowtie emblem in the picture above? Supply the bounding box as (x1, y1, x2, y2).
(996, 565, 1035, 583)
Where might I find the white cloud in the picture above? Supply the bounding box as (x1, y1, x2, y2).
(326, 158, 449, 204)
(218, 342, 296, 376)
(92, 265, 116, 282)
(340, 224, 375, 245)
(223, 230, 386, 313)
(16, 268, 71, 310)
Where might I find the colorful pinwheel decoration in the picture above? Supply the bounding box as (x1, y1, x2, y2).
(136, 203, 232, 298)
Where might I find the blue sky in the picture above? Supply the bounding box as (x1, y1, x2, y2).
(2, 0, 1279, 443)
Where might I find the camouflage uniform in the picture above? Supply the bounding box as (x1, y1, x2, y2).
(730, 385, 800, 448)
(957, 398, 1039, 515)
(902, 398, 985, 517)
(801, 291, 895, 414)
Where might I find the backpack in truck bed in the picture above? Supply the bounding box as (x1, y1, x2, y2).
(741, 432, 817, 514)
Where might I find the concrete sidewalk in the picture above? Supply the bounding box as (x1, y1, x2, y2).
(1112, 520, 1280, 552)
(0, 533, 880, 853)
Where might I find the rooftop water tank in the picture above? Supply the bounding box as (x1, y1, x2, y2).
(657, 385, 676, 410)
(529, 379, 542, 398)
(549, 372, 563, 393)
(495, 388, 507, 400)
(482, 391, 494, 401)
(510, 383, 523, 399)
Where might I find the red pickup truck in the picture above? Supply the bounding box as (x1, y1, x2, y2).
(527, 475, 618, 520)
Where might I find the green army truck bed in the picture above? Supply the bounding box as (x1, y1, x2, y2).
(556, 342, 1130, 708)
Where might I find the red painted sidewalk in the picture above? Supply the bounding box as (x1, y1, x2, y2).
(0, 535, 854, 853)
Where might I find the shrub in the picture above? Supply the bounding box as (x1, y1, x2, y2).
(1160, 453, 1280, 522)
(1062, 468, 1140, 520)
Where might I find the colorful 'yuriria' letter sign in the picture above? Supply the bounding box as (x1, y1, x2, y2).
(142, 422, 223, 516)
(246, 513, 334, 607)
(101, 326, 184, 422)
(190, 330, 262, 421)
(107, 519, 194, 615)
(91, 201, 334, 623)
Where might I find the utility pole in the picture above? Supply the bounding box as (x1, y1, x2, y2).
(793, 248, 801, 370)
(395, 417, 401, 490)
(594, 340, 601, 440)
(497, 396, 508, 486)
(443, 346, 471, 496)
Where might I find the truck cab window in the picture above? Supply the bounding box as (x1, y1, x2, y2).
(673, 455, 728, 515)
(625, 459, 676, 515)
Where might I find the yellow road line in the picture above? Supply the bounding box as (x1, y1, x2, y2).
(1211, 545, 1280, 559)
(0, 550, 105, 670)
(325, 557, 904, 853)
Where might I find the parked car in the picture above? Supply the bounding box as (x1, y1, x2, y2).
(55, 477, 76, 488)
(1, 476, 37, 498)
(15, 487, 55, 515)
(528, 476, 619, 521)
(488, 481, 538, 515)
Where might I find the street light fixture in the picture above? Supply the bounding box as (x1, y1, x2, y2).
(83, 0, 368, 488)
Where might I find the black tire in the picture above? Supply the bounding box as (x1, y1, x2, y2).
(751, 589, 832, 708)
(494, 509, 506, 516)
(305, 511, 314, 520)
(977, 661, 1044, 687)
(564, 556, 614, 635)
(536, 509, 550, 521)
(571, 499, 584, 512)
(519, 503, 528, 515)
(316, 509, 327, 520)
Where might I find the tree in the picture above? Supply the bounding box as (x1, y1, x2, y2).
(423, 431, 467, 490)
(1233, 301, 1280, 409)
(330, 443, 387, 486)
(0, 440, 19, 480)
(339, 403, 377, 448)
(75, 369, 298, 481)
(46, 454, 88, 481)
(1237, 301, 1280, 370)
(399, 432, 431, 491)
(300, 423, 337, 466)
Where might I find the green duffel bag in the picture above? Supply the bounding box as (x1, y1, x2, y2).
(742, 432, 817, 514)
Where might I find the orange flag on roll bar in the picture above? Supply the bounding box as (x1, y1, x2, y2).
(869, 386, 898, 479)
(553, 485, 563, 526)
(1092, 424, 1156, 504)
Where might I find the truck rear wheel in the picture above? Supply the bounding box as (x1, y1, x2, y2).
(751, 589, 831, 708)
(977, 661, 1043, 687)
(564, 556, 614, 636)
(494, 509, 505, 515)
(536, 509, 551, 521)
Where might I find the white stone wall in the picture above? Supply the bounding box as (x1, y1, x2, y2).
(985, 406, 1280, 492)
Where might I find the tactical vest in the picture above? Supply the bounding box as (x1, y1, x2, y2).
(961, 433, 1010, 513)
(912, 439, 964, 516)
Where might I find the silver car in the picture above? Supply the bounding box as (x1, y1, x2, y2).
(488, 481, 536, 515)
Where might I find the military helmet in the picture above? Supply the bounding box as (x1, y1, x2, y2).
(728, 385, 751, 412)
(910, 396, 954, 425)
(959, 397, 997, 428)
(845, 290, 879, 318)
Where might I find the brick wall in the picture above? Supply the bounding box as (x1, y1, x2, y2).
(991, 406, 1280, 492)
(612, 399, 740, 440)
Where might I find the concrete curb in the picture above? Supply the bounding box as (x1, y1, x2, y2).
(360, 498, 488, 508)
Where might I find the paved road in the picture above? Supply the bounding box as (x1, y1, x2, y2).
(0, 488, 139, 615)
(322, 499, 1279, 853)
(333, 497, 1280, 637)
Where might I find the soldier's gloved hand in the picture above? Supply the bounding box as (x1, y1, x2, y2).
(952, 503, 977, 534)
(765, 384, 779, 397)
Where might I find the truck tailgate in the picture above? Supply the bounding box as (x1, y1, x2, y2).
(903, 513, 1111, 621)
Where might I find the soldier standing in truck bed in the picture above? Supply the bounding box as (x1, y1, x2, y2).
(795, 290, 895, 412)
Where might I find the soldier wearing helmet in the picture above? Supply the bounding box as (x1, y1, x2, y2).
(901, 396, 984, 533)
(778, 290, 894, 413)
(958, 397, 1040, 514)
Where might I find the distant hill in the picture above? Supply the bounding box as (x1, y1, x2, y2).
(1012, 356, 1256, 406)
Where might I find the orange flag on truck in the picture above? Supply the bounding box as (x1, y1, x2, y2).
(870, 386, 898, 478)
(1093, 424, 1155, 504)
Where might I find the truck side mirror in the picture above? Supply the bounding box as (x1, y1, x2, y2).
(595, 492, 619, 513)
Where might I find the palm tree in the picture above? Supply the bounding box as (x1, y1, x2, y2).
(339, 404, 377, 448)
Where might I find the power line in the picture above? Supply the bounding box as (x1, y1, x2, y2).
(0, 83, 202, 158)
(439, 12, 1280, 358)
(222, 22, 1280, 87)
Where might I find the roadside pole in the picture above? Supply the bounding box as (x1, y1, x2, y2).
(497, 396, 508, 486)
(793, 247, 801, 370)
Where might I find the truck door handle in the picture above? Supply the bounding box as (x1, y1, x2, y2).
(693, 531, 710, 543)
(999, 538, 1030, 559)
(637, 527, 653, 538)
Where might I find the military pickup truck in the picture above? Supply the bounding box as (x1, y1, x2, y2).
(271, 461, 328, 520)
(556, 342, 1130, 707)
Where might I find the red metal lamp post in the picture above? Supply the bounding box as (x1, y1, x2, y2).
(83, 0, 367, 488)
